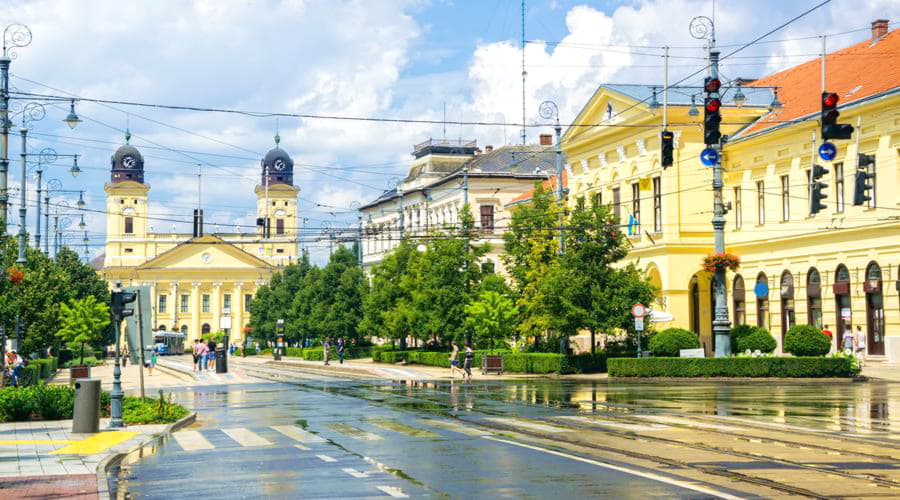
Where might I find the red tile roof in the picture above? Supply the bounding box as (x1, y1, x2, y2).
(741, 27, 900, 137)
(507, 169, 567, 206)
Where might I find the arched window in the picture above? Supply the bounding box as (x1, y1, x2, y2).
(201, 323, 211, 335)
(690, 276, 700, 335)
(865, 261, 884, 355)
(180, 325, 188, 335)
(806, 268, 822, 329)
(780, 271, 795, 343)
(755, 272, 769, 329)
(158, 324, 167, 331)
(733, 275, 746, 325)
(834, 264, 852, 347)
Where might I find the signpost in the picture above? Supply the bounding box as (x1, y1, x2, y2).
(818, 142, 836, 162)
(632, 303, 646, 358)
(700, 147, 719, 167)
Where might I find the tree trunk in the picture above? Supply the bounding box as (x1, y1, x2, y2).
(80, 342, 85, 365)
(591, 329, 596, 355)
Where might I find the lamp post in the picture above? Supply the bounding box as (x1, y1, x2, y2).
(44, 182, 84, 254)
(0, 23, 32, 239)
(29, 147, 57, 250)
(539, 100, 564, 254)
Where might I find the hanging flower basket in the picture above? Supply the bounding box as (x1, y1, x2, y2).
(702, 252, 740, 273)
(6, 267, 24, 287)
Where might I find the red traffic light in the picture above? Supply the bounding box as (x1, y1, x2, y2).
(704, 78, 721, 93)
(705, 98, 721, 112)
(822, 93, 838, 108)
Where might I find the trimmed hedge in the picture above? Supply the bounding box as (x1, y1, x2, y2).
(31, 358, 58, 380)
(0, 386, 188, 423)
(784, 325, 830, 356)
(608, 357, 858, 378)
(373, 350, 606, 374)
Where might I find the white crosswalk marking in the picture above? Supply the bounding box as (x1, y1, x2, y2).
(342, 467, 371, 478)
(294, 444, 310, 451)
(272, 425, 326, 443)
(172, 430, 214, 451)
(317, 454, 337, 463)
(377, 485, 409, 498)
(222, 428, 272, 447)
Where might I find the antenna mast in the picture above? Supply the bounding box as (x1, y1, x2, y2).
(521, 0, 526, 145)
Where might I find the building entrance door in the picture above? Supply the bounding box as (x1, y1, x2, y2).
(865, 262, 885, 356)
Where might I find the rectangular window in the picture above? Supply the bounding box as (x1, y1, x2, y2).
(223, 294, 231, 313)
(124, 216, 134, 234)
(612, 187, 621, 220)
(244, 294, 253, 312)
(158, 295, 167, 313)
(479, 205, 494, 233)
(123, 248, 133, 253)
(756, 181, 765, 225)
(276, 219, 285, 235)
(867, 158, 876, 209)
(202, 294, 210, 313)
(781, 175, 790, 221)
(631, 183, 640, 231)
(734, 186, 742, 229)
(180, 294, 189, 313)
(591, 191, 601, 207)
(652, 177, 662, 233)
(805, 168, 812, 213)
(834, 162, 844, 212)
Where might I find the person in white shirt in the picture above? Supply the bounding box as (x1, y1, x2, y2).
(855, 325, 867, 367)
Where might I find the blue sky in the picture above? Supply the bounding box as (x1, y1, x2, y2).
(0, 0, 897, 264)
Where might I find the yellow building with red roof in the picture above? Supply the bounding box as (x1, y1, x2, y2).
(557, 20, 900, 360)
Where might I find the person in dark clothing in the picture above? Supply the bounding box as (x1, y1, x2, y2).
(337, 338, 345, 364)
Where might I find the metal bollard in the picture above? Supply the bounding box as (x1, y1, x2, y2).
(72, 378, 101, 433)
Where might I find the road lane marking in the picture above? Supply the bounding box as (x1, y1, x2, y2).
(317, 454, 337, 462)
(417, 419, 490, 437)
(483, 436, 741, 500)
(376, 485, 409, 498)
(342, 467, 376, 478)
(557, 415, 666, 431)
(272, 425, 326, 443)
(51, 432, 138, 455)
(222, 428, 272, 447)
(328, 423, 383, 441)
(294, 444, 310, 451)
(172, 431, 214, 451)
(365, 418, 440, 438)
(484, 417, 574, 433)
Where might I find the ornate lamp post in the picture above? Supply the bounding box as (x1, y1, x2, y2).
(44, 180, 84, 254)
(539, 100, 565, 254)
(1, 23, 32, 239)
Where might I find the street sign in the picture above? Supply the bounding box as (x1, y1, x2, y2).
(634, 317, 644, 331)
(700, 148, 718, 166)
(818, 142, 837, 161)
(631, 303, 647, 318)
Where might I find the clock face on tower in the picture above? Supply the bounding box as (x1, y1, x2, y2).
(273, 159, 286, 171)
(122, 155, 136, 169)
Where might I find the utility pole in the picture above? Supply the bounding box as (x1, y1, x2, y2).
(17, 126, 27, 263)
(0, 24, 32, 239)
(34, 167, 42, 249)
(709, 49, 731, 357)
(520, 0, 527, 145)
(554, 114, 563, 254)
(397, 186, 404, 239)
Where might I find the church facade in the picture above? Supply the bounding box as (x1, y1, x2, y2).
(94, 136, 300, 343)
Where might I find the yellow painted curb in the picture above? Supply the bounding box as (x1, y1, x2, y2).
(51, 431, 138, 455)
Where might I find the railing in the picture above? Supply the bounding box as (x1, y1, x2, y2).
(413, 138, 477, 151)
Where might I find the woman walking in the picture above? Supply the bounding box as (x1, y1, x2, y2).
(462, 342, 474, 383)
(147, 347, 158, 376)
(855, 325, 867, 367)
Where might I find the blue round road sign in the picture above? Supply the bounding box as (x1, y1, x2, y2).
(818, 142, 837, 161)
(700, 148, 719, 166)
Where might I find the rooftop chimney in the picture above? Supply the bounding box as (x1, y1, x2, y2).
(872, 19, 889, 40)
(539, 134, 553, 146)
(485, 145, 493, 153)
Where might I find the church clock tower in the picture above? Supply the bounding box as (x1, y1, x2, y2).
(255, 133, 300, 265)
(103, 132, 150, 268)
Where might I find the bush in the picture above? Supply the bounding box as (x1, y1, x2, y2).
(234, 347, 257, 356)
(33, 385, 75, 420)
(63, 356, 102, 368)
(0, 386, 36, 421)
(649, 328, 700, 357)
(608, 357, 858, 378)
(122, 391, 189, 425)
(567, 352, 608, 373)
(373, 349, 605, 374)
(373, 351, 410, 364)
(736, 328, 777, 353)
(730, 324, 756, 351)
(31, 358, 58, 380)
(23, 364, 41, 386)
(784, 325, 830, 356)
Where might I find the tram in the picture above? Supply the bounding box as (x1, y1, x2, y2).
(152, 331, 186, 355)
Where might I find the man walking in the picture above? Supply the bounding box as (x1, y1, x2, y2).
(337, 338, 345, 364)
(449, 341, 461, 378)
(323, 338, 331, 366)
(192, 340, 201, 371)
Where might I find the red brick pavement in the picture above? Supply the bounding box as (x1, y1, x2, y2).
(0, 474, 98, 499)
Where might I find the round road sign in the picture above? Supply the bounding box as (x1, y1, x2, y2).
(631, 303, 647, 318)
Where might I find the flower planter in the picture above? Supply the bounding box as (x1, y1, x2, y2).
(69, 365, 91, 381)
(481, 355, 503, 375)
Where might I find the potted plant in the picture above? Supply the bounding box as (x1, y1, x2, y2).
(464, 291, 518, 375)
(56, 296, 110, 381)
(702, 252, 741, 273)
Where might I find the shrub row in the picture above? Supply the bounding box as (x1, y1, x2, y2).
(608, 357, 858, 378)
(234, 346, 373, 361)
(0, 385, 188, 423)
(373, 350, 607, 374)
(30, 358, 59, 381)
(63, 356, 103, 368)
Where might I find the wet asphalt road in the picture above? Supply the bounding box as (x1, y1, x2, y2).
(115, 372, 900, 499)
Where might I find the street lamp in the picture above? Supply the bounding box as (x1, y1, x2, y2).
(16, 101, 45, 263)
(69, 156, 80, 177)
(0, 23, 33, 244)
(539, 99, 565, 255)
(43, 183, 85, 254)
(63, 99, 81, 129)
(688, 95, 700, 120)
(732, 84, 747, 108)
(78, 214, 86, 230)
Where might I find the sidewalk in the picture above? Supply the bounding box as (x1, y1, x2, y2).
(0, 418, 170, 499)
(861, 361, 900, 382)
(50, 359, 195, 394)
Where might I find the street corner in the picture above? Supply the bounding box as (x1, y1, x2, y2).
(50, 430, 139, 455)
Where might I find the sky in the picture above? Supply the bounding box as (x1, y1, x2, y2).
(0, 0, 897, 265)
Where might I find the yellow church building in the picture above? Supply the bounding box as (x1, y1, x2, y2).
(94, 134, 300, 343)
(561, 21, 900, 361)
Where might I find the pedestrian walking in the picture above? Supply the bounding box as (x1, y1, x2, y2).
(192, 340, 201, 371)
(323, 338, 331, 366)
(242, 341, 248, 358)
(855, 325, 867, 367)
(842, 328, 855, 355)
(10, 351, 23, 387)
(122, 346, 129, 367)
(146, 347, 157, 376)
(462, 342, 474, 383)
(208, 340, 217, 371)
(337, 338, 345, 364)
(449, 341, 461, 378)
(200, 341, 210, 371)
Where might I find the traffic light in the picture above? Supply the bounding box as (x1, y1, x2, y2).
(853, 154, 876, 206)
(821, 92, 853, 140)
(809, 164, 828, 215)
(703, 77, 722, 145)
(660, 130, 674, 168)
(111, 290, 137, 320)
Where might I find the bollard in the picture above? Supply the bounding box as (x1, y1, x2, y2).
(216, 346, 227, 373)
(72, 378, 101, 433)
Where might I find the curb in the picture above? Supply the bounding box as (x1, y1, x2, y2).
(96, 412, 197, 499)
(154, 361, 196, 382)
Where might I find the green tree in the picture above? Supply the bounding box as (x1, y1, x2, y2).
(249, 254, 313, 343)
(465, 290, 518, 352)
(309, 246, 366, 343)
(56, 295, 110, 364)
(359, 242, 418, 347)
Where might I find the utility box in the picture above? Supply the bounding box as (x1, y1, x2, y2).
(72, 378, 101, 433)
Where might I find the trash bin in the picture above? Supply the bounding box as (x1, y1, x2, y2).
(72, 378, 101, 433)
(216, 346, 227, 373)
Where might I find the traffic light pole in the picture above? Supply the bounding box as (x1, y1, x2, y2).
(110, 307, 124, 428)
(709, 49, 731, 357)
